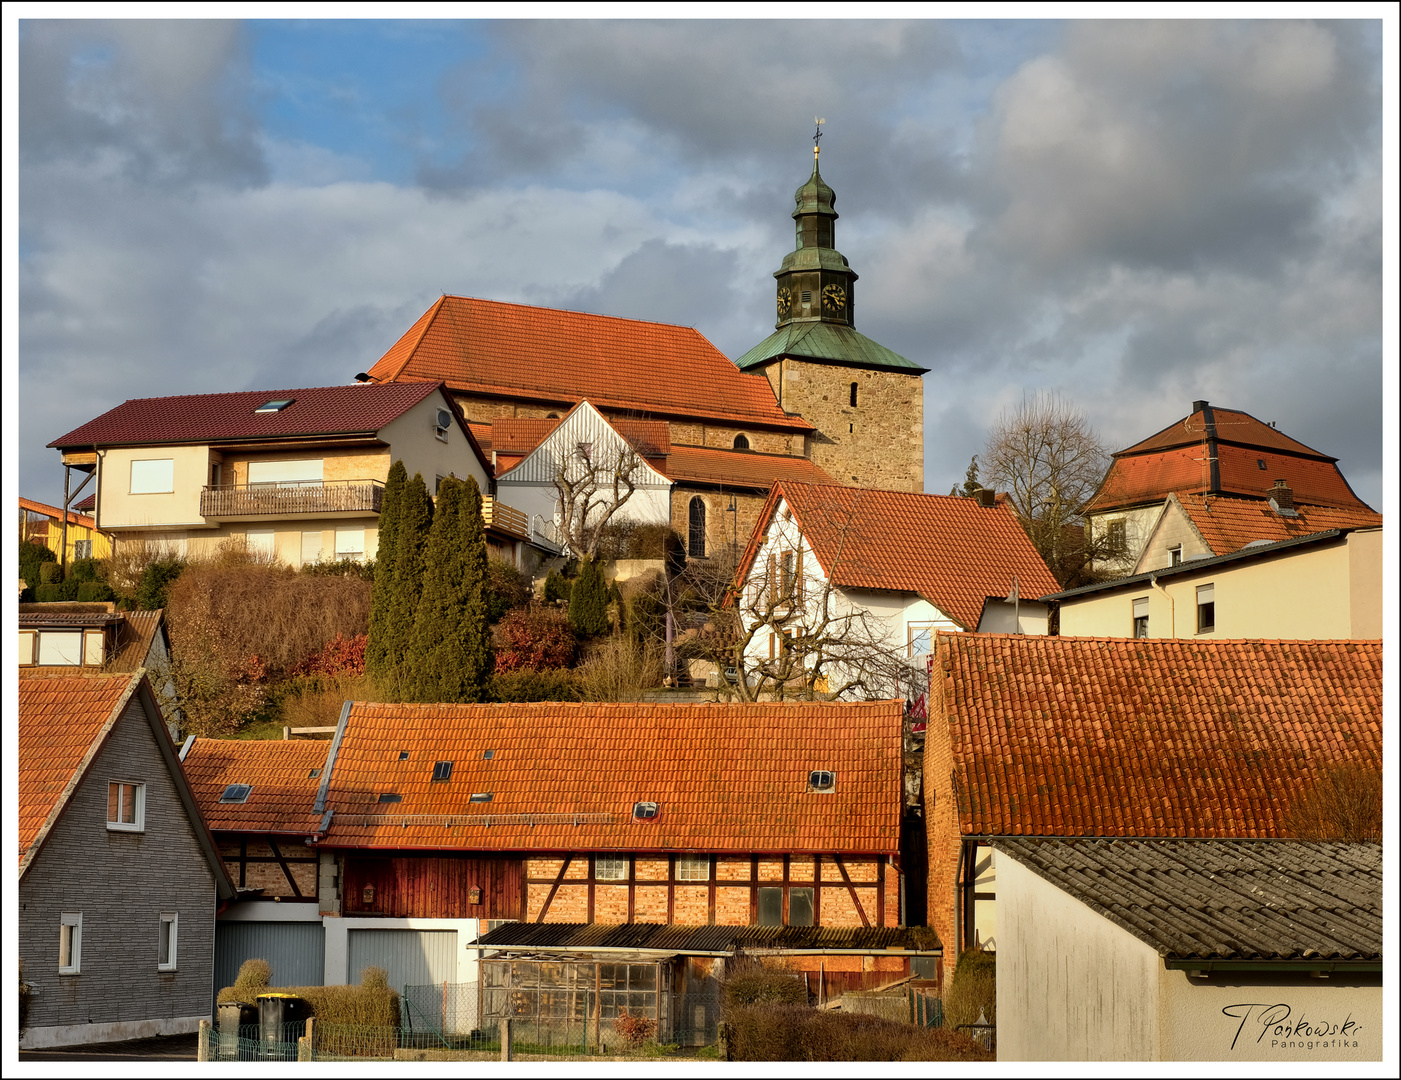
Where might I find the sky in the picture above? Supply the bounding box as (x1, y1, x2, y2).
(8, 11, 1393, 514)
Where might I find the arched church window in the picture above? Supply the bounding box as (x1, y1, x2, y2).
(688, 497, 707, 558)
(546, 412, 560, 419)
(734, 434, 750, 450)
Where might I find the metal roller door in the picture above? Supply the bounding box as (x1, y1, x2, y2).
(214, 921, 326, 1005)
(347, 929, 457, 991)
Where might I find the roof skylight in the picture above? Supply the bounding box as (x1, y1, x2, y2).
(808, 770, 836, 793)
(220, 784, 253, 804)
(255, 399, 295, 413)
(432, 761, 454, 783)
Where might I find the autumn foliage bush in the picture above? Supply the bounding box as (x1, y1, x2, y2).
(613, 1011, 658, 1047)
(494, 607, 577, 671)
(290, 633, 368, 678)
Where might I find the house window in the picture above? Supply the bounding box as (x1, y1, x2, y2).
(19, 630, 36, 666)
(780, 550, 796, 597)
(1196, 584, 1215, 633)
(677, 855, 709, 882)
(757, 887, 783, 926)
(247, 459, 323, 485)
(130, 459, 174, 494)
(246, 529, 275, 559)
(595, 856, 627, 881)
(908, 623, 936, 657)
(336, 527, 365, 561)
(688, 497, 706, 558)
(788, 888, 815, 927)
(1106, 520, 1127, 555)
(1132, 597, 1149, 639)
(38, 631, 84, 665)
(74, 539, 93, 560)
(219, 784, 253, 804)
(158, 913, 178, 971)
(107, 781, 145, 832)
(1169, 545, 1183, 567)
(60, 913, 82, 974)
(733, 434, 750, 450)
(301, 531, 323, 567)
(431, 761, 454, 783)
(83, 630, 105, 666)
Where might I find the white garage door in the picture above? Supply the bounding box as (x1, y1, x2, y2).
(346, 929, 457, 992)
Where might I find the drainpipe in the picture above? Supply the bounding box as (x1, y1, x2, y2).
(1150, 574, 1175, 638)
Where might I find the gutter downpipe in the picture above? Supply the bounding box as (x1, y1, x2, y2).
(1150, 574, 1176, 638)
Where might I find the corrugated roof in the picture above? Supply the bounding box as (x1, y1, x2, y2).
(734, 321, 926, 374)
(48, 381, 445, 448)
(478, 922, 939, 954)
(364, 295, 812, 432)
(319, 700, 903, 854)
(182, 739, 331, 835)
(1171, 494, 1382, 556)
(19, 673, 137, 863)
(933, 635, 1381, 838)
(991, 838, 1380, 963)
(736, 482, 1060, 629)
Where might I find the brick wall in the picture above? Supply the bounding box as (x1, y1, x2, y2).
(923, 664, 964, 954)
(20, 702, 219, 1031)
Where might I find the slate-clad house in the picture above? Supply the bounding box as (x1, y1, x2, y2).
(923, 634, 1382, 958)
(19, 671, 234, 1048)
(993, 838, 1381, 1062)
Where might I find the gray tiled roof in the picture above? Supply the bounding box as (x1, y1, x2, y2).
(477, 922, 940, 955)
(990, 838, 1380, 964)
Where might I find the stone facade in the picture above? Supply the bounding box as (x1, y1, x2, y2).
(20, 701, 219, 1044)
(670, 487, 769, 563)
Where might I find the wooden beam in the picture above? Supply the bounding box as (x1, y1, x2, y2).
(536, 855, 572, 923)
(667, 854, 675, 924)
(267, 838, 303, 898)
(834, 855, 871, 929)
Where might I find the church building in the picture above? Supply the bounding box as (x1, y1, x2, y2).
(360, 140, 924, 561)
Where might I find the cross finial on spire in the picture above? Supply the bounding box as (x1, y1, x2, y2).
(813, 117, 825, 157)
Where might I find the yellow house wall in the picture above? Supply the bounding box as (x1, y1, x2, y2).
(116, 520, 379, 567)
(1059, 536, 1374, 640)
(97, 444, 211, 529)
(37, 519, 114, 561)
(1134, 504, 1210, 571)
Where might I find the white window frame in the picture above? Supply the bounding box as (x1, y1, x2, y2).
(83, 629, 105, 667)
(335, 526, 365, 561)
(158, 913, 178, 971)
(300, 530, 323, 567)
(107, 780, 146, 832)
(130, 458, 175, 494)
(677, 855, 709, 882)
(19, 629, 36, 666)
(38, 631, 84, 666)
(59, 912, 82, 974)
(908, 622, 937, 658)
(594, 856, 627, 881)
(1196, 583, 1216, 634)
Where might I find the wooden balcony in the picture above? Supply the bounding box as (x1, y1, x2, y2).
(201, 480, 384, 521)
(482, 496, 529, 538)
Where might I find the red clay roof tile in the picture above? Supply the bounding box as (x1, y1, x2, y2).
(320, 700, 903, 854)
(1172, 494, 1382, 555)
(664, 447, 835, 491)
(364, 295, 812, 433)
(933, 635, 1381, 838)
(182, 739, 331, 835)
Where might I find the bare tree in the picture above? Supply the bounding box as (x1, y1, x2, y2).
(981, 392, 1112, 588)
(553, 437, 644, 560)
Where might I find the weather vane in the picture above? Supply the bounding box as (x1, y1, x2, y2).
(813, 117, 825, 150)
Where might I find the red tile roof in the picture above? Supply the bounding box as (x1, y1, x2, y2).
(932, 634, 1381, 838)
(182, 739, 331, 835)
(364, 295, 812, 433)
(19, 497, 98, 531)
(664, 446, 835, 491)
(19, 673, 139, 864)
(48, 381, 446, 448)
(736, 482, 1060, 629)
(319, 700, 903, 854)
(1170, 494, 1382, 556)
(490, 418, 564, 454)
(1090, 405, 1371, 512)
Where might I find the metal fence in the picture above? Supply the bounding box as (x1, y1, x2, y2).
(908, 989, 943, 1029)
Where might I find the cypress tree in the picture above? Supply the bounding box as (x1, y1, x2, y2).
(403, 476, 493, 703)
(568, 557, 610, 638)
(365, 460, 407, 688)
(381, 471, 433, 699)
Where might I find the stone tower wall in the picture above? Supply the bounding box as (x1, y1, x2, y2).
(768, 360, 924, 493)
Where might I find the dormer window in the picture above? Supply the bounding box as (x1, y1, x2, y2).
(808, 770, 836, 793)
(254, 399, 294, 413)
(431, 761, 454, 783)
(633, 802, 659, 820)
(219, 784, 253, 804)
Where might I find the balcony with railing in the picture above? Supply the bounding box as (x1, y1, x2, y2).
(200, 479, 384, 521)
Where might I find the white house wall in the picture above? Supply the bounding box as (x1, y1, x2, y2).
(97, 444, 212, 530)
(377, 390, 490, 494)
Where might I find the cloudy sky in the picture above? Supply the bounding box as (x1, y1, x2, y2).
(11, 13, 1390, 511)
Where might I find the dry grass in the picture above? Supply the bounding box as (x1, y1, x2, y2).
(723, 1005, 993, 1062)
(575, 634, 664, 702)
(275, 672, 380, 729)
(1285, 762, 1383, 841)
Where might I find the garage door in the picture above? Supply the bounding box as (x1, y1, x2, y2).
(346, 929, 457, 991)
(215, 921, 326, 1007)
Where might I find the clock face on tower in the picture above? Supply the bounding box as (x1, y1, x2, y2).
(777, 287, 792, 317)
(822, 284, 846, 312)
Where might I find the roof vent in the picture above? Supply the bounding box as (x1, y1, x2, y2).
(633, 801, 660, 820)
(808, 770, 836, 793)
(432, 761, 454, 783)
(219, 784, 253, 804)
(398, 751, 409, 761)
(483, 749, 495, 760)
(469, 792, 493, 803)
(307, 768, 322, 779)
(255, 399, 294, 413)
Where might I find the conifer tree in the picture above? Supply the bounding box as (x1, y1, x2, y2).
(381, 471, 433, 699)
(365, 460, 407, 687)
(403, 475, 493, 702)
(568, 556, 610, 638)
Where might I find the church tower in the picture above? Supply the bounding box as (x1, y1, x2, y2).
(734, 134, 927, 492)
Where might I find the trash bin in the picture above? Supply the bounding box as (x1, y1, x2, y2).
(217, 1001, 260, 1060)
(257, 992, 312, 1060)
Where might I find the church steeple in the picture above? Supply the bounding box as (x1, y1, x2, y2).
(774, 133, 858, 330)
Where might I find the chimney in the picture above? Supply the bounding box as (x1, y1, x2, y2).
(1192, 399, 1208, 413)
(1269, 479, 1294, 512)
(974, 488, 996, 508)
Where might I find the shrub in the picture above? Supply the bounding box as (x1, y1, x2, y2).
(216, 962, 398, 1028)
(543, 568, 572, 604)
(567, 557, 609, 637)
(721, 963, 809, 1010)
(301, 557, 376, 581)
(575, 635, 663, 702)
(220, 958, 272, 1002)
(19, 540, 57, 597)
(723, 1004, 992, 1062)
(40, 561, 63, 584)
(19, 959, 31, 1037)
(487, 559, 532, 623)
(491, 668, 580, 702)
(613, 1011, 658, 1047)
(68, 557, 104, 583)
(136, 556, 187, 611)
(1285, 762, 1383, 841)
(942, 948, 996, 1030)
(35, 584, 65, 602)
(76, 582, 115, 602)
(290, 633, 368, 678)
(275, 672, 376, 730)
(494, 607, 577, 671)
